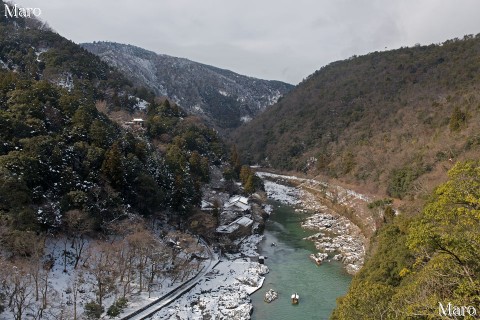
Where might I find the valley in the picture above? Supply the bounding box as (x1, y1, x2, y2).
(2, 2, 480, 319)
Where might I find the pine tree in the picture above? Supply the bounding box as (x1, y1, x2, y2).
(101, 142, 124, 188)
(244, 173, 255, 194)
(239, 165, 251, 185)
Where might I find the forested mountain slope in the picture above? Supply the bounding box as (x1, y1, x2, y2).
(234, 34, 480, 199)
(81, 41, 293, 130)
(0, 2, 224, 236)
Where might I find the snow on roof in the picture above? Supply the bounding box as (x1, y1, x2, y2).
(228, 196, 249, 205)
(236, 216, 253, 227)
(201, 200, 214, 210)
(225, 202, 250, 211)
(216, 224, 239, 234)
(133, 118, 144, 122)
(225, 196, 251, 211)
(216, 216, 253, 234)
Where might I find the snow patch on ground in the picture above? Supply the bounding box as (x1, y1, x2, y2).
(0, 233, 211, 320)
(257, 171, 371, 205)
(35, 48, 48, 62)
(148, 234, 269, 320)
(218, 89, 229, 96)
(134, 97, 149, 110)
(192, 104, 204, 113)
(150, 260, 268, 320)
(264, 204, 273, 215)
(241, 115, 252, 123)
(257, 173, 301, 206)
(0, 59, 8, 69)
(239, 234, 264, 257)
(56, 73, 74, 91)
(262, 180, 300, 205)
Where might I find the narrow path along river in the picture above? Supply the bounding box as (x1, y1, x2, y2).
(251, 201, 352, 320)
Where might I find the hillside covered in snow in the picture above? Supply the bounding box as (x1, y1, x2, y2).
(81, 42, 294, 130)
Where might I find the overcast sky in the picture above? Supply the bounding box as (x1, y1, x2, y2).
(13, 0, 480, 84)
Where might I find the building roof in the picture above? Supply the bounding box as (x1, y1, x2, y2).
(201, 200, 214, 210)
(216, 224, 239, 234)
(236, 216, 254, 227)
(228, 195, 249, 205)
(225, 202, 250, 211)
(225, 196, 251, 211)
(216, 216, 254, 234)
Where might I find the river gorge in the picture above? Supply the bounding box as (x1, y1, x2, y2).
(251, 172, 371, 319)
(251, 201, 352, 319)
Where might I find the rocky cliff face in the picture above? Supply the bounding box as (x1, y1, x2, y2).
(81, 42, 293, 130)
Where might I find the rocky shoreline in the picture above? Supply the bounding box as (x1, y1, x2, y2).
(257, 171, 367, 275)
(302, 212, 365, 274)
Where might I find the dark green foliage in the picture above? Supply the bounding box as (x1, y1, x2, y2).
(101, 142, 124, 188)
(239, 165, 263, 194)
(115, 297, 128, 309)
(143, 100, 225, 214)
(387, 168, 414, 199)
(0, 168, 31, 210)
(244, 174, 255, 194)
(84, 301, 104, 319)
(359, 223, 413, 286)
(332, 219, 414, 319)
(200, 88, 242, 128)
(383, 206, 395, 223)
(386, 167, 422, 199)
(107, 298, 128, 318)
(449, 105, 467, 131)
(0, 77, 138, 229)
(0, 8, 226, 237)
(106, 304, 120, 318)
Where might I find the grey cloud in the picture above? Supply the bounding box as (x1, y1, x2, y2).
(15, 0, 480, 84)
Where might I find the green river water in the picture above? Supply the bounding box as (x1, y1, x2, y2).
(251, 201, 352, 320)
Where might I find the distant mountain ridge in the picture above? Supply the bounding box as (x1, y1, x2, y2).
(81, 41, 294, 130)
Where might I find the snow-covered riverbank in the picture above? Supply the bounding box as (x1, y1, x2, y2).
(150, 235, 268, 320)
(257, 171, 366, 274)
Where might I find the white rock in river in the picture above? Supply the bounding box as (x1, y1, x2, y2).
(264, 289, 278, 303)
(310, 252, 328, 265)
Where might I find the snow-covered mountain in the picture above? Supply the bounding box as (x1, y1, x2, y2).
(81, 41, 294, 130)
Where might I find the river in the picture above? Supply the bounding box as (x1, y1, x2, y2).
(251, 201, 352, 320)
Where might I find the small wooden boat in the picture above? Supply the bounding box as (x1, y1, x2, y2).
(291, 293, 299, 304)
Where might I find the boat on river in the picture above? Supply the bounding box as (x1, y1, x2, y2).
(291, 293, 299, 304)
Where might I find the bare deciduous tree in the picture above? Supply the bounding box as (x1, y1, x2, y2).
(65, 210, 94, 269)
(86, 241, 118, 307)
(5, 262, 34, 320)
